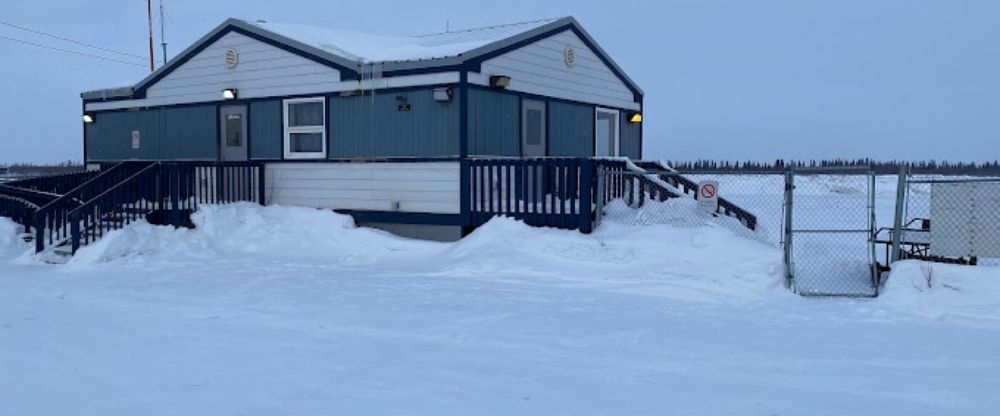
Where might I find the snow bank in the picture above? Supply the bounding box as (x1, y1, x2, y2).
(0, 217, 29, 260)
(69, 203, 440, 267)
(449, 214, 784, 303)
(66, 203, 785, 304)
(881, 260, 1000, 320)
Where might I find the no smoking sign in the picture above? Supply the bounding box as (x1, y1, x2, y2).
(697, 180, 719, 213)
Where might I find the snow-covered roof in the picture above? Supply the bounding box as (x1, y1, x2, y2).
(82, 16, 643, 101)
(248, 18, 559, 64)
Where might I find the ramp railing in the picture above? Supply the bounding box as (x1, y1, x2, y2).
(31, 161, 154, 252)
(66, 161, 265, 254)
(5, 170, 103, 195)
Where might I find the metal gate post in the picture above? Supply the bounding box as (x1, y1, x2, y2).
(783, 169, 795, 290)
(868, 169, 879, 292)
(890, 165, 908, 263)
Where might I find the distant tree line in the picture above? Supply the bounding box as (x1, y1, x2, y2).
(668, 159, 1000, 175)
(0, 160, 83, 176)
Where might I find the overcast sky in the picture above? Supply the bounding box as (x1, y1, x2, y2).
(1, 0, 997, 164)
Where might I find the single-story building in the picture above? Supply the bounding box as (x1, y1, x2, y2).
(81, 16, 644, 240)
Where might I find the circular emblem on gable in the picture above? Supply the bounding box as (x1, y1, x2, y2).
(225, 48, 239, 69)
(564, 46, 576, 67)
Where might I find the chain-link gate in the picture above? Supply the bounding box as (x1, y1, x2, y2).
(784, 168, 879, 297)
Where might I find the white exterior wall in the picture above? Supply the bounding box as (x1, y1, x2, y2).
(470, 29, 639, 111)
(146, 31, 340, 108)
(85, 31, 460, 112)
(265, 162, 461, 214)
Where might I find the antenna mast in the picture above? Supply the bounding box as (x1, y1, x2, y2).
(159, 0, 168, 64)
(146, 0, 155, 71)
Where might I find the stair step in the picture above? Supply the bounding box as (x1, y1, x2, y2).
(52, 245, 74, 255)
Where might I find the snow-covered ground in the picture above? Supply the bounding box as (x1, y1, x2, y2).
(1, 196, 999, 415)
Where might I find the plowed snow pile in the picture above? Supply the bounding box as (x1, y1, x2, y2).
(0, 218, 27, 258)
(881, 260, 1000, 319)
(66, 203, 784, 303)
(3, 203, 1000, 415)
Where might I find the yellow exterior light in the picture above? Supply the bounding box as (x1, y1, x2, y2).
(629, 112, 642, 123)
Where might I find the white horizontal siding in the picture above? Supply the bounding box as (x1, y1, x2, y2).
(265, 162, 460, 214)
(471, 29, 639, 111)
(86, 72, 460, 111)
(147, 32, 341, 102)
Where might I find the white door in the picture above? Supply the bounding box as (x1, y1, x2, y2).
(595, 108, 620, 157)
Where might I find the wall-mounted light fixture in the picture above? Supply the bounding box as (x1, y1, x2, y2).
(222, 88, 239, 100)
(489, 75, 511, 89)
(82, 114, 95, 123)
(433, 87, 453, 102)
(628, 112, 642, 123)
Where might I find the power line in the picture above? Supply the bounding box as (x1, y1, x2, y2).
(0, 19, 147, 61)
(0, 34, 147, 67)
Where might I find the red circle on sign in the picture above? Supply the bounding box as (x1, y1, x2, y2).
(700, 184, 716, 199)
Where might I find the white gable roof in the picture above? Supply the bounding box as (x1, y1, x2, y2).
(247, 18, 558, 63)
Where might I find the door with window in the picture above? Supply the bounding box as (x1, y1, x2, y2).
(595, 108, 620, 157)
(521, 100, 546, 157)
(220, 105, 247, 161)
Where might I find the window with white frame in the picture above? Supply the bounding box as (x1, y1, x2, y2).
(283, 97, 326, 159)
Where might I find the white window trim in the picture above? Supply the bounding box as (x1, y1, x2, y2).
(595, 107, 620, 157)
(283, 97, 327, 159)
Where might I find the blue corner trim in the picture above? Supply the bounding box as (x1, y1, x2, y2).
(458, 70, 471, 227)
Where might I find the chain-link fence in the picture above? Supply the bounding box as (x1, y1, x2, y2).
(596, 167, 881, 297)
(595, 166, 997, 298)
(785, 169, 878, 297)
(894, 176, 1000, 267)
(596, 169, 786, 247)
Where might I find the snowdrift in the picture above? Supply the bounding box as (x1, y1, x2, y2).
(62, 203, 785, 303)
(69, 203, 441, 267)
(881, 260, 1000, 319)
(0, 218, 28, 259)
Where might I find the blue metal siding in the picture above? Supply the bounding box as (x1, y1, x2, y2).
(328, 89, 460, 158)
(85, 105, 217, 161)
(620, 112, 642, 159)
(548, 101, 594, 157)
(161, 106, 217, 159)
(85, 110, 163, 160)
(249, 100, 283, 159)
(467, 89, 519, 156)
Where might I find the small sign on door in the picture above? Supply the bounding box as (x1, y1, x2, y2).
(131, 130, 141, 149)
(697, 180, 719, 213)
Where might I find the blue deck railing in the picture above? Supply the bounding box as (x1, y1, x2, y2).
(0, 194, 38, 232)
(5, 170, 103, 195)
(467, 158, 597, 232)
(31, 161, 154, 252)
(66, 161, 265, 254)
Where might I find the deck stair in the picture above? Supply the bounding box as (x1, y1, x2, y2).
(0, 161, 265, 259)
(628, 160, 759, 231)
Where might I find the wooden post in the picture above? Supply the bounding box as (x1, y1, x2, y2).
(169, 163, 181, 227)
(257, 164, 266, 205)
(579, 159, 594, 233)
